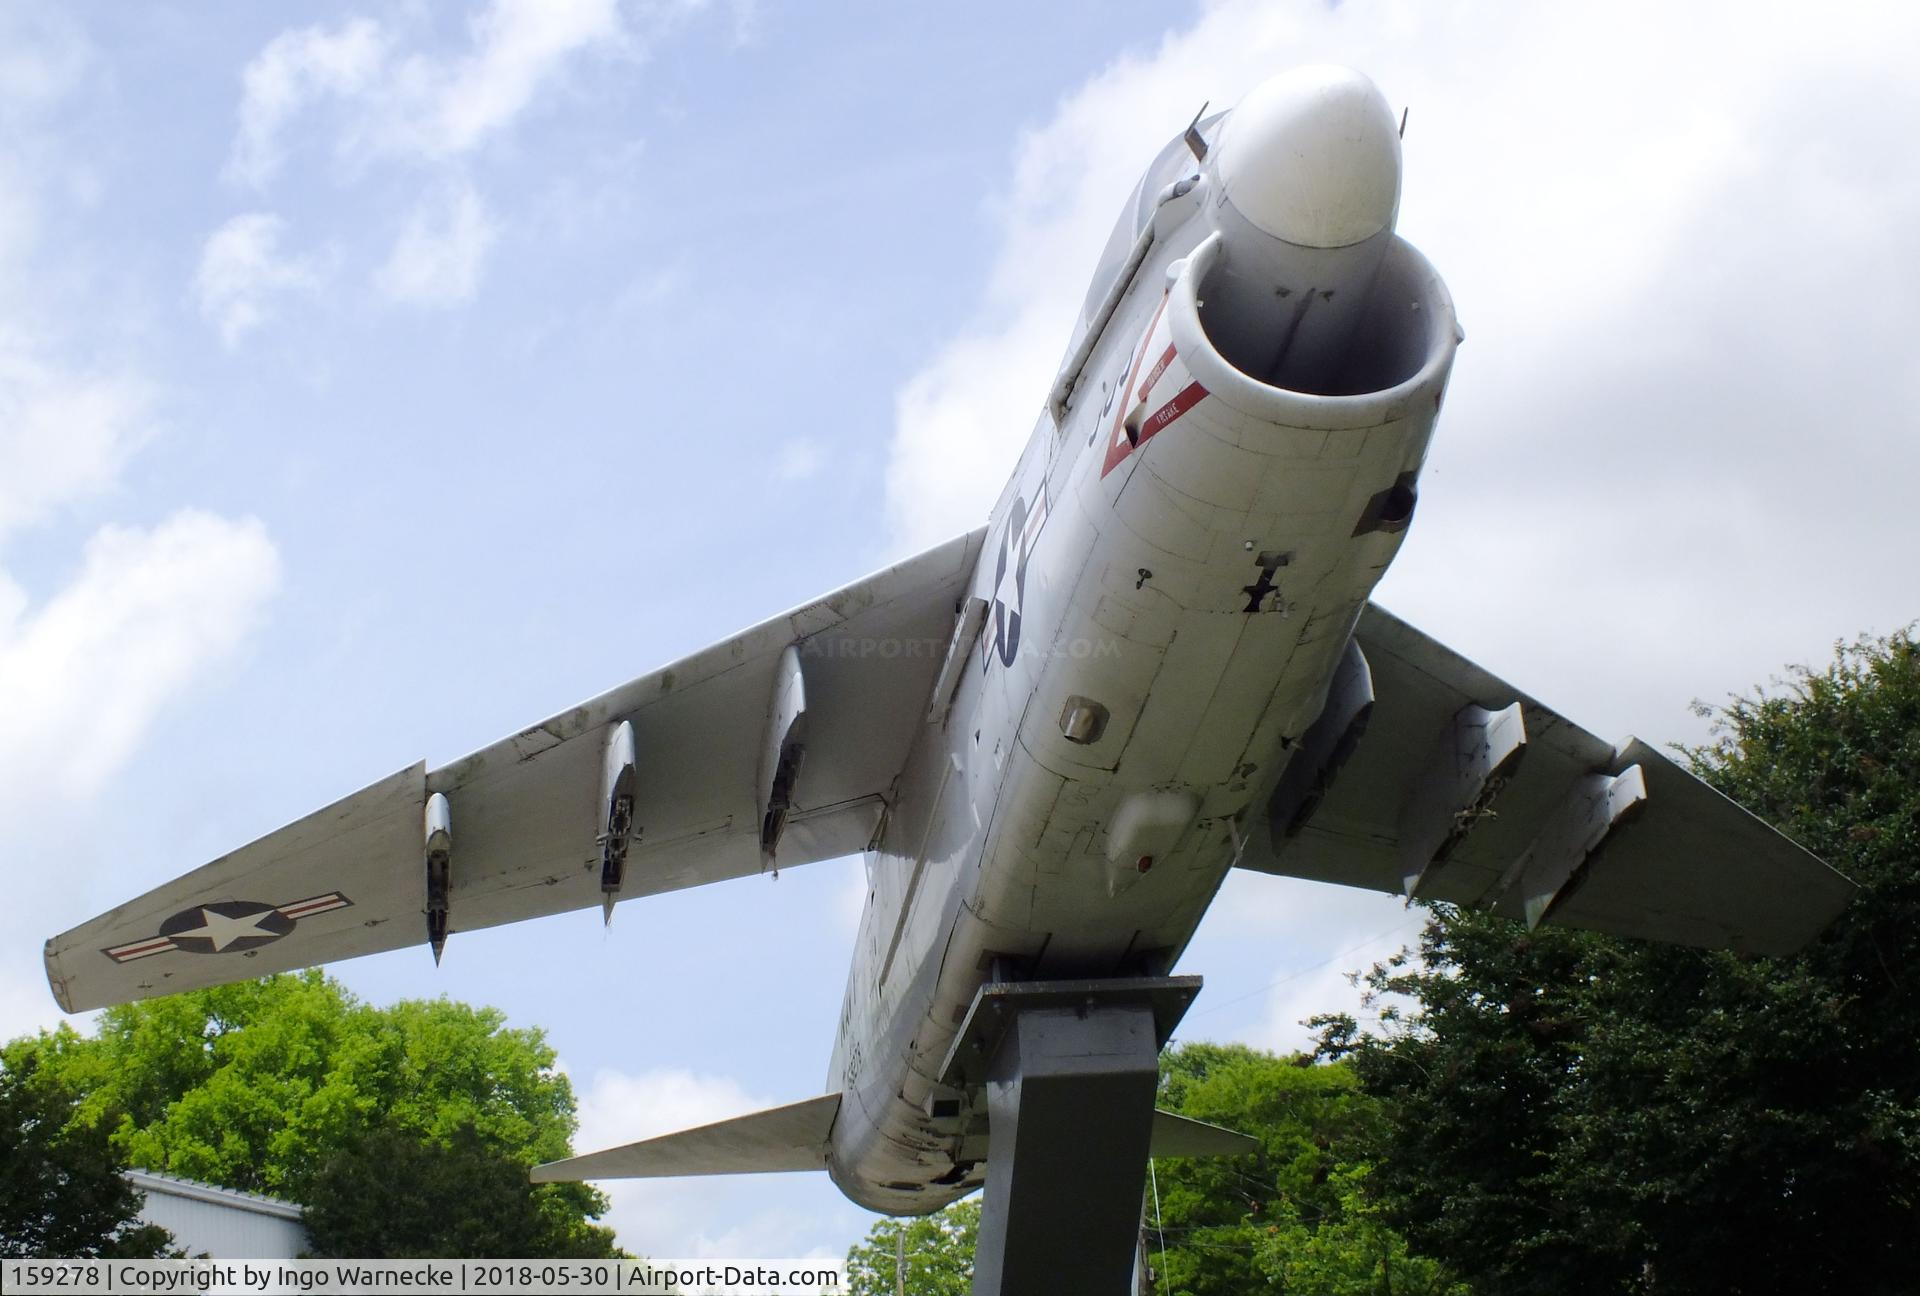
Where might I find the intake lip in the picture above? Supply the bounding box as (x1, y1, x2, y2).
(1169, 230, 1460, 430)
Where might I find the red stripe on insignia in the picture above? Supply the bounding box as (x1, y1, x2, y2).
(106, 938, 175, 962)
(1136, 344, 1176, 403)
(114, 937, 174, 954)
(279, 893, 348, 919)
(1020, 490, 1049, 550)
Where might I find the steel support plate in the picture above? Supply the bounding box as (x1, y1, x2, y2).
(937, 976, 1202, 1090)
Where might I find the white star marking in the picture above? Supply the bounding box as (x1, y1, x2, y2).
(993, 536, 1022, 621)
(173, 907, 280, 952)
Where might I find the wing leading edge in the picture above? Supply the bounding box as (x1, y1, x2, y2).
(46, 528, 987, 1013)
(1237, 603, 1855, 956)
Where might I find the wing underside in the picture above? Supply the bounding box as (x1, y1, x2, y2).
(1238, 603, 1855, 956)
(46, 529, 987, 1013)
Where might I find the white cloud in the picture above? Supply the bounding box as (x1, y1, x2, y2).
(0, 6, 90, 117)
(575, 1065, 770, 1151)
(1256, 962, 1370, 1055)
(0, 510, 280, 807)
(569, 1065, 857, 1260)
(833, 868, 868, 937)
(0, 1, 284, 1050)
(883, 0, 1920, 751)
(773, 437, 824, 483)
(1178, 872, 1421, 1054)
(0, 12, 93, 305)
(0, 519, 269, 1037)
(403, 0, 626, 159)
(0, 346, 150, 540)
(0, 960, 76, 1044)
(0, 159, 36, 280)
(888, 316, 1058, 550)
(225, 1, 712, 312)
(194, 212, 331, 347)
(230, 0, 635, 183)
(0, 9, 284, 820)
(1247, 920, 1426, 1057)
(375, 183, 497, 307)
(228, 16, 389, 187)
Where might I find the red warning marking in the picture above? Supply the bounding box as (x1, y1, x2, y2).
(1136, 344, 1176, 403)
(1101, 296, 1170, 479)
(1135, 381, 1207, 447)
(1101, 369, 1209, 479)
(1100, 292, 1210, 479)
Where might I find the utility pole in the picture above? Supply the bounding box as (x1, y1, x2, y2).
(895, 1222, 906, 1296)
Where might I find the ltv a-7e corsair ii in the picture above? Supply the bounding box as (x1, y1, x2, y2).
(47, 67, 1852, 1293)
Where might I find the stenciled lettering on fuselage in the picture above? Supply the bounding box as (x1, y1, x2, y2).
(1101, 291, 1209, 479)
(986, 481, 1050, 669)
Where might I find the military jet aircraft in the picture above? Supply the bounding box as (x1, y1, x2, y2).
(46, 66, 1853, 1294)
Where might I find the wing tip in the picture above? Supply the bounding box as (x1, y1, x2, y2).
(42, 939, 78, 1015)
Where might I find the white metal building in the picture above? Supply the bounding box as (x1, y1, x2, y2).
(126, 1169, 309, 1258)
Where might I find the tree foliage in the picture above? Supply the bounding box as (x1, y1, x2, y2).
(1149, 1042, 1460, 1295)
(1318, 630, 1920, 1294)
(845, 1199, 976, 1296)
(843, 1045, 1458, 1294)
(0, 1038, 173, 1258)
(10, 971, 617, 1258)
(302, 1124, 616, 1258)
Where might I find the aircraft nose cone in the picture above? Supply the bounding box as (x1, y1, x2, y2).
(1215, 66, 1402, 248)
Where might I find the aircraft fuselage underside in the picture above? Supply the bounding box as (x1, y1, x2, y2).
(827, 72, 1458, 1212)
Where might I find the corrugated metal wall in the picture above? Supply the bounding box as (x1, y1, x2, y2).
(128, 1171, 310, 1259)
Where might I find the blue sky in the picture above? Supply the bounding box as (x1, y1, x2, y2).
(4, 0, 1917, 1260)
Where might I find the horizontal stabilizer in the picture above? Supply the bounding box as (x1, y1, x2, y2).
(1151, 1110, 1259, 1158)
(531, 1093, 841, 1183)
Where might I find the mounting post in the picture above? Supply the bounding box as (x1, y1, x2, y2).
(939, 976, 1201, 1296)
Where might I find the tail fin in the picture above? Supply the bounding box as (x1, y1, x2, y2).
(532, 1093, 840, 1183)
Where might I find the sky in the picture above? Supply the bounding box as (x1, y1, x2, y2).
(2, 0, 1916, 1262)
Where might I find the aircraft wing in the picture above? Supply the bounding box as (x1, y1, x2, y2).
(45, 529, 988, 1013)
(1238, 603, 1855, 956)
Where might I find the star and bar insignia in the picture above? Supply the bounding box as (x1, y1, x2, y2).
(102, 892, 354, 963)
(986, 484, 1049, 670)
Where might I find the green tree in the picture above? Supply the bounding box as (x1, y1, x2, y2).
(0, 1038, 173, 1258)
(843, 1046, 1456, 1293)
(302, 1124, 616, 1258)
(1149, 1042, 1460, 1296)
(14, 970, 617, 1258)
(1319, 630, 1920, 1294)
(1250, 1161, 1462, 1296)
(846, 1199, 977, 1295)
